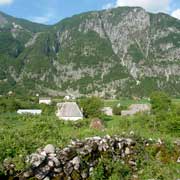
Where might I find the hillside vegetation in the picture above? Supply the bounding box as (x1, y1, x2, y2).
(0, 7, 180, 97)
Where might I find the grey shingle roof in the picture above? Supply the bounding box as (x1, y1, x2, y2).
(58, 102, 83, 117)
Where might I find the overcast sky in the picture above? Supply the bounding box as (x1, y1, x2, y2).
(0, 0, 180, 24)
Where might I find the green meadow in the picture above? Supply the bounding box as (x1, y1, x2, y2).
(0, 95, 180, 179)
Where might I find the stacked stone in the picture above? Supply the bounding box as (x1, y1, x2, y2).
(22, 135, 137, 180)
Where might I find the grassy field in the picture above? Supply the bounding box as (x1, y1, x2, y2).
(52, 98, 150, 108)
(0, 96, 180, 179)
(0, 112, 179, 179)
(172, 98, 180, 104)
(104, 98, 180, 107)
(104, 99, 150, 107)
(42, 96, 180, 108)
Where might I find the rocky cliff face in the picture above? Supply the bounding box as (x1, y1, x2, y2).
(0, 7, 180, 97)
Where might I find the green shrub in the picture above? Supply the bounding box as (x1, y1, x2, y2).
(92, 158, 131, 180)
(0, 97, 39, 113)
(112, 106, 122, 115)
(112, 105, 127, 115)
(150, 91, 172, 114)
(79, 96, 103, 118)
(92, 160, 106, 180)
(0, 97, 21, 113)
(39, 104, 55, 115)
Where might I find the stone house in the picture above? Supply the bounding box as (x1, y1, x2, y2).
(64, 95, 75, 101)
(102, 107, 113, 116)
(39, 97, 52, 105)
(56, 102, 83, 121)
(121, 104, 151, 116)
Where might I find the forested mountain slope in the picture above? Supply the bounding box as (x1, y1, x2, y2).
(0, 7, 180, 97)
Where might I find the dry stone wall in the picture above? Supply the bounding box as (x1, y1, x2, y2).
(3, 135, 180, 180)
(22, 135, 139, 179)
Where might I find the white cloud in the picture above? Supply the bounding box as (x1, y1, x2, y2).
(102, 3, 114, 10)
(0, 0, 13, 5)
(31, 13, 54, 24)
(171, 9, 180, 20)
(115, 0, 170, 13)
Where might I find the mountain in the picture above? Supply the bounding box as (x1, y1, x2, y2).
(0, 11, 49, 94)
(0, 7, 180, 98)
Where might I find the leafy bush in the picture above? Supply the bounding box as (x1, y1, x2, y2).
(92, 158, 131, 180)
(112, 105, 127, 115)
(79, 96, 103, 118)
(150, 91, 172, 114)
(112, 106, 122, 115)
(0, 97, 39, 113)
(149, 92, 180, 135)
(0, 97, 21, 113)
(39, 104, 56, 115)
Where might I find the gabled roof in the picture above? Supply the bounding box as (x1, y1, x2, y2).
(129, 104, 150, 111)
(58, 102, 83, 118)
(121, 104, 151, 116)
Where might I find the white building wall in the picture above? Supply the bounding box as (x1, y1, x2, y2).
(102, 107, 113, 116)
(39, 100, 52, 105)
(121, 110, 135, 116)
(17, 109, 42, 115)
(64, 96, 70, 100)
(60, 116, 83, 121)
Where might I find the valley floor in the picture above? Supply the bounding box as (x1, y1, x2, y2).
(0, 112, 179, 179)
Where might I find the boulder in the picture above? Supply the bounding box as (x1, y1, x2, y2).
(58, 147, 77, 163)
(47, 160, 54, 167)
(28, 153, 46, 167)
(71, 156, 81, 170)
(48, 156, 60, 167)
(125, 147, 131, 155)
(44, 177, 50, 180)
(35, 165, 50, 179)
(23, 170, 33, 178)
(90, 118, 104, 130)
(54, 167, 63, 173)
(81, 169, 88, 179)
(64, 162, 73, 175)
(44, 144, 55, 154)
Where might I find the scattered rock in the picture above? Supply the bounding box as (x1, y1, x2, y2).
(47, 160, 54, 167)
(48, 156, 60, 167)
(125, 147, 131, 155)
(64, 162, 73, 175)
(54, 167, 63, 173)
(28, 153, 46, 167)
(81, 170, 88, 179)
(44, 177, 50, 180)
(174, 139, 180, 146)
(71, 156, 81, 170)
(129, 160, 137, 166)
(23, 170, 33, 178)
(157, 138, 163, 145)
(177, 157, 180, 163)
